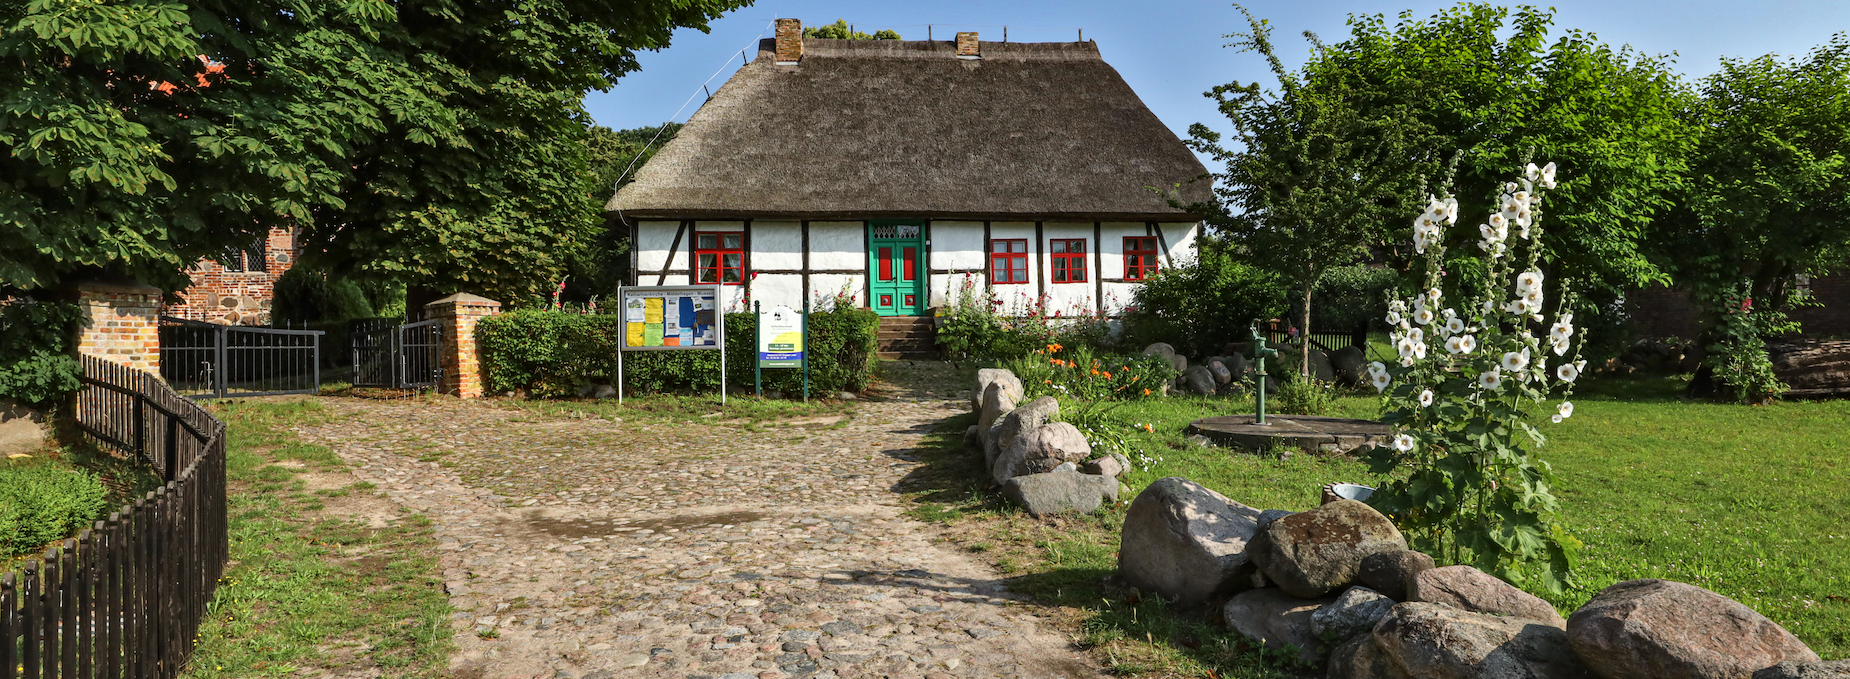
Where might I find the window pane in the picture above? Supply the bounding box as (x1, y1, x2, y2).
(698, 234, 717, 249)
(698, 253, 716, 268)
(723, 253, 741, 268)
(723, 268, 741, 283)
(1071, 240, 1086, 254)
(1050, 241, 1066, 254)
(1053, 266, 1067, 283)
(1012, 240, 1027, 253)
(1012, 260, 1027, 280)
(992, 259, 1006, 281)
(1073, 266, 1087, 282)
(723, 233, 742, 249)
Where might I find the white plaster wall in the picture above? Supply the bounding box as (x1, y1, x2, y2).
(750, 220, 802, 270)
(1161, 222, 1200, 264)
(751, 273, 803, 310)
(635, 221, 683, 273)
(988, 222, 1037, 297)
(929, 221, 986, 271)
(809, 222, 865, 271)
(810, 273, 865, 310)
(1042, 222, 1096, 315)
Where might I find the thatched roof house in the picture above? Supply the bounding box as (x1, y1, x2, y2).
(609, 20, 1206, 347)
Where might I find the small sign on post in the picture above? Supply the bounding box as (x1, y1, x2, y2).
(615, 285, 725, 404)
(754, 299, 812, 401)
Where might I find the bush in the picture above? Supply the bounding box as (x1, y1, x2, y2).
(476, 307, 879, 397)
(933, 275, 1056, 359)
(0, 461, 109, 558)
(1119, 249, 1289, 357)
(1274, 378, 1337, 415)
(0, 299, 83, 408)
(1312, 265, 1398, 333)
(1005, 344, 1177, 402)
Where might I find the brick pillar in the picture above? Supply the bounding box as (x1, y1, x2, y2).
(775, 18, 803, 63)
(75, 281, 163, 373)
(425, 293, 501, 398)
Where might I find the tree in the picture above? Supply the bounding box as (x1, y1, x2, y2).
(1308, 5, 1696, 352)
(1186, 7, 1430, 377)
(1648, 33, 1850, 401)
(567, 122, 682, 301)
(1, 0, 749, 304)
(803, 20, 900, 40)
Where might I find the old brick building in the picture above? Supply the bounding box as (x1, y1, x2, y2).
(161, 226, 299, 325)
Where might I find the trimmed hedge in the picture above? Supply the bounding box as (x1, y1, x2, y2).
(1, 462, 109, 558)
(477, 307, 879, 397)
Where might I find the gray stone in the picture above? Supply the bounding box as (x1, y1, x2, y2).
(1328, 634, 1412, 679)
(0, 399, 49, 458)
(1374, 602, 1591, 679)
(1256, 509, 1296, 530)
(1052, 460, 1077, 473)
(1567, 579, 1819, 679)
(838, 391, 856, 400)
(984, 396, 1056, 475)
(1143, 342, 1177, 362)
(1170, 353, 1189, 374)
(1116, 477, 1263, 606)
(1250, 499, 1407, 598)
(976, 383, 1018, 458)
(780, 629, 820, 642)
(1314, 586, 1397, 643)
(1308, 346, 1337, 382)
(1206, 358, 1234, 386)
(972, 368, 1024, 410)
(1182, 365, 1217, 395)
(992, 421, 1090, 484)
(1409, 565, 1565, 627)
(1358, 549, 1435, 602)
(999, 469, 1118, 517)
(1080, 455, 1123, 477)
(1755, 660, 1850, 679)
(1223, 588, 1333, 666)
(964, 425, 981, 451)
(820, 620, 862, 635)
(590, 384, 616, 399)
(1331, 346, 1368, 387)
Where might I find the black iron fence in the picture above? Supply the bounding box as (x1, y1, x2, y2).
(1266, 320, 1369, 354)
(3, 355, 228, 679)
(159, 317, 323, 398)
(352, 319, 442, 390)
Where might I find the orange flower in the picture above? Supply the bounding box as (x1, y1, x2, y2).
(1142, 388, 1153, 396)
(1103, 372, 1112, 379)
(1091, 369, 1100, 376)
(1045, 379, 1053, 384)
(1144, 423, 1155, 433)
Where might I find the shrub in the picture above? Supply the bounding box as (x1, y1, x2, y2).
(476, 306, 879, 397)
(1274, 378, 1337, 415)
(1312, 264, 1399, 333)
(1119, 248, 1289, 357)
(0, 460, 109, 558)
(934, 275, 1057, 359)
(1699, 283, 1788, 404)
(1005, 343, 1177, 402)
(0, 299, 83, 408)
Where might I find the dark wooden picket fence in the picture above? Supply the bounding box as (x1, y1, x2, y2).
(3, 356, 228, 679)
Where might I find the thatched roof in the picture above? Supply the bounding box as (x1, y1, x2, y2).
(609, 38, 1210, 221)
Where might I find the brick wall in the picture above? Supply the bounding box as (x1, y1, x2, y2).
(1627, 272, 1850, 340)
(425, 293, 502, 398)
(75, 282, 163, 373)
(163, 226, 299, 325)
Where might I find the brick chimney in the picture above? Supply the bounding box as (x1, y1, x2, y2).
(956, 32, 980, 59)
(775, 18, 803, 64)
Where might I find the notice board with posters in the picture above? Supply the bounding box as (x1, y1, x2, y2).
(614, 284, 726, 403)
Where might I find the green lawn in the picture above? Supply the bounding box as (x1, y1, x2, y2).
(905, 374, 1850, 677)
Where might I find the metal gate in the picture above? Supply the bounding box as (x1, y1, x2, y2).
(353, 319, 444, 389)
(160, 317, 325, 398)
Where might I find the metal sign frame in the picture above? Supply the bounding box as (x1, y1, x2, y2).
(754, 299, 812, 402)
(615, 284, 726, 404)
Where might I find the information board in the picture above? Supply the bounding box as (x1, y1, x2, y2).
(619, 285, 719, 350)
(757, 306, 804, 368)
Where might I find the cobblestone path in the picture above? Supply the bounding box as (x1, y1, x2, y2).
(293, 374, 1105, 679)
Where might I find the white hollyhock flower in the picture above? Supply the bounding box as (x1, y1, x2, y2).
(1445, 336, 1464, 354)
(1517, 269, 1544, 293)
(1551, 321, 1574, 343)
(1445, 317, 1466, 335)
(1419, 389, 1434, 407)
(1386, 310, 1403, 326)
(1533, 313, 1545, 323)
(1408, 327, 1425, 343)
(1368, 361, 1388, 378)
(1457, 335, 1477, 353)
(1413, 308, 1435, 326)
(1488, 213, 1508, 231)
(1427, 287, 1443, 302)
(1397, 338, 1420, 360)
(1400, 356, 1416, 367)
(1371, 371, 1392, 392)
(1557, 362, 1580, 383)
(1512, 190, 1530, 205)
(1506, 298, 1533, 315)
(1505, 181, 1520, 194)
(1502, 350, 1530, 372)
(1392, 433, 1416, 452)
(1413, 341, 1428, 360)
(1551, 414, 1563, 424)
(1551, 336, 1570, 356)
(1478, 368, 1502, 390)
(1444, 197, 1460, 224)
(1541, 162, 1557, 189)
(1558, 401, 1574, 419)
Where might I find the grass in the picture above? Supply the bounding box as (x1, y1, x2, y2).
(182, 398, 452, 679)
(903, 372, 1850, 677)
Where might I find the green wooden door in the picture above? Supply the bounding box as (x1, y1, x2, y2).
(868, 221, 926, 317)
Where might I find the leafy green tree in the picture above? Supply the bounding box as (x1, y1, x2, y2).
(1648, 33, 1850, 402)
(1186, 7, 1431, 376)
(1309, 5, 1696, 347)
(568, 122, 681, 301)
(1, 0, 748, 306)
(803, 20, 900, 40)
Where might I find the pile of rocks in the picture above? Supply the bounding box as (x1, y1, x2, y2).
(1146, 341, 1375, 395)
(964, 368, 1129, 517)
(1116, 476, 1841, 678)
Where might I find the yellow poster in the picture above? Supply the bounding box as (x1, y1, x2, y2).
(644, 297, 664, 324)
(625, 322, 645, 347)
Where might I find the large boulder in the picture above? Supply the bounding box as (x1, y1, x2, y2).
(1206, 358, 1234, 386)
(1374, 602, 1591, 679)
(1358, 549, 1436, 602)
(1223, 588, 1333, 666)
(985, 396, 1058, 472)
(1331, 346, 1368, 387)
(1250, 499, 1407, 598)
(1117, 477, 1263, 606)
(1182, 365, 1217, 395)
(999, 469, 1119, 517)
(1567, 579, 1819, 679)
(975, 382, 1017, 450)
(0, 399, 49, 458)
(992, 421, 1091, 484)
(1143, 343, 1177, 362)
(1329, 634, 1412, 679)
(1314, 586, 1397, 643)
(1755, 661, 1850, 679)
(1409, 565, 1566, 627)
(1081, 454, 1125, 477)
(972, 368, 1024, 410)
(1308, 347, 1337, 382)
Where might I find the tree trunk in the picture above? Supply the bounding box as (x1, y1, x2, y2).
(1301, 267, 1315, 379)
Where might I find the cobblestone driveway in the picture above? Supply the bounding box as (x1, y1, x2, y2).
(294, 373, 1105, 679)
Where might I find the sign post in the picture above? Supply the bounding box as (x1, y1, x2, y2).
(754, 300, 809, 400)
(615, 284, 726, 405)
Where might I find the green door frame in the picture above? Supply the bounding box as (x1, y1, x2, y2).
(867, 220, 927, 317)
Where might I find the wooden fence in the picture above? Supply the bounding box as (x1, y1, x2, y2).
(3, 356, 228, 679)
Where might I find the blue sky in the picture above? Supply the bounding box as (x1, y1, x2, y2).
(584, 0, 1850, 145)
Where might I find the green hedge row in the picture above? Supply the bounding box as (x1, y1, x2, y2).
(476, 307, 879, 397)
(1, 462, 109, 559)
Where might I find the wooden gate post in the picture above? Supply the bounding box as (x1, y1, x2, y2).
(424, 293, 501, 398)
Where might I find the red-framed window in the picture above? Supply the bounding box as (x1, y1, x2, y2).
(991, 239, 1029, 284)
(1124, 236, 1160, 281)
(694, 232, 745, 284)
(1050, 239, 1087, 283)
